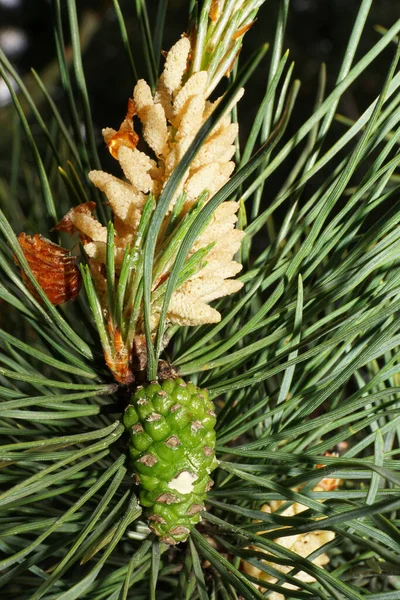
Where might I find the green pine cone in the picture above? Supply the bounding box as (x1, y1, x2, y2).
(123, 377, 218, 545)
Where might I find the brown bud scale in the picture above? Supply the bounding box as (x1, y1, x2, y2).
(17, 233, 81, 305)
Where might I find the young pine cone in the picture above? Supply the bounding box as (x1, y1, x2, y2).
(123, 377, 218, 544)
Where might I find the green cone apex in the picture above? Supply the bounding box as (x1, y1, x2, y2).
(124, 377, 218, 544)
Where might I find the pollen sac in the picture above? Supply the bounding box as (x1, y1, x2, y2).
(17, 233, 81, 305)
(123, 377, 218, 544)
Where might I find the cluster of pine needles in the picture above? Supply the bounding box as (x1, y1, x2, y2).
(1, 0, 400, 598)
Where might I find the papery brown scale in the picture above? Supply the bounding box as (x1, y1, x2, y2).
(17, 233, 81, 305)
(104, 319, 134, 385)
(225, 47, 241, 77)
(232, 20, 256, 40)
(209, 0, 220, 22)
(107, 98, 139, 160)
(132, 334, 148, 372)
(225, 47, 242, 77)
(54, 202, 97, 238)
